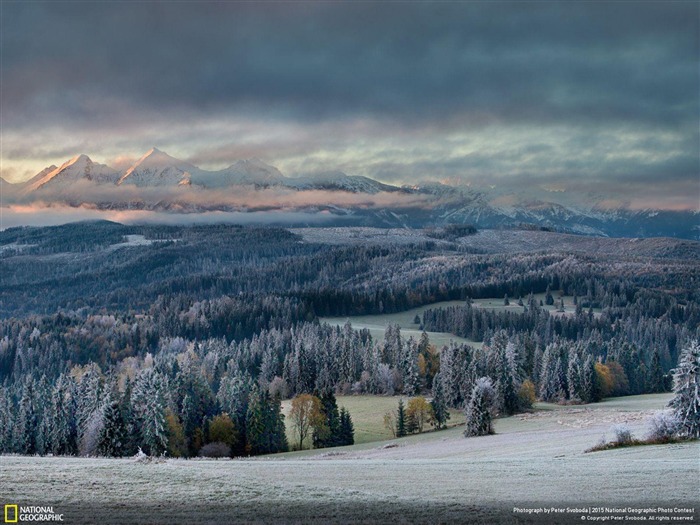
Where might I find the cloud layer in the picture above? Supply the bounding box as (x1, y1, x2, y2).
(2, 2, 698, 209)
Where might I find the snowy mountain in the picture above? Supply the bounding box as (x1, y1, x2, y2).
(0, 176, 15, 199)
(23, 155, 119, 193)
(9, 148, 698, 239)
(118, 148, 198, 187)
(286, 171, 399, 194)
(194, 158, 285, 188)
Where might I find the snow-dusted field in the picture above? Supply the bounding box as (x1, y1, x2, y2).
(1, 394, 697, 524)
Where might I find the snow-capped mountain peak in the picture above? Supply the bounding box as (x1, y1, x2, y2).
(193, 158, 285, 188)
(118, 148, 198, 187)
(24, 155, 119, 193)
(287, 170, 399, 194)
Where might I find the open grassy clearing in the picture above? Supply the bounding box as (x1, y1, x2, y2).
(321, 293, 599, 349)
(281, 395, 466, 448)
(321, 300, 480, 348)
(2, 394, 696, 524)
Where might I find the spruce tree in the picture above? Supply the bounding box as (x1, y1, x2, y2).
(401, 337, 420, 396)
(464, 377, 496, 437)
(668, 340, 700, 439)
(496, 343, 519, 415)
(51, 374, 77, 456)
(650, 350, 665, 393)
(313, 391, 341, 448)
(567, 351, 584, 401)
(98, 399, 128, 457)
(338, 407, 354, 446)
(429, 372, 450, 429)
(132, 369, 168, 456)
(396, 399, 407, 437)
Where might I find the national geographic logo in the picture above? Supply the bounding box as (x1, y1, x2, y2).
(3, 505, 63, 522)
(4, 505, 17, 523)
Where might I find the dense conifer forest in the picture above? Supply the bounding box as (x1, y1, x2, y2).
(0, 221, 698, 457)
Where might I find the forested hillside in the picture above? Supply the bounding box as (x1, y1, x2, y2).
(0, 222, 698, 457)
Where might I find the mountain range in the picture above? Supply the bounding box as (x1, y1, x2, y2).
(1, 148, 697, 239)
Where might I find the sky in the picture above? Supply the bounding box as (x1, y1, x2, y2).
(1, 1, 698, 210)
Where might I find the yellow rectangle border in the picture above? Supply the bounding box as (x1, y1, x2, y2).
(4, 504, 18, 523)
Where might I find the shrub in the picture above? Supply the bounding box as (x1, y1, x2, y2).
(198, 442, 231, 458)
(517, 379, 536, 409)
(611, 424, 633, 444)
(646, 411, 680, 442)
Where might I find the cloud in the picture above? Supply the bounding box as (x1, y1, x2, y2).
(0, 205, 348, 231)
(1, 1, 697, 209)
(3, 180, 438, 212)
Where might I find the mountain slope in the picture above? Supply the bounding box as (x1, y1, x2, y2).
(24, 155, 119, 193)
(286, 171, 400, 194)
(118, 148, 199, 187)
(194, 158, 286, 188)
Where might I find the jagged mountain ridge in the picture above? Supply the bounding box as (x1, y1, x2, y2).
(4, 148, 698, 239)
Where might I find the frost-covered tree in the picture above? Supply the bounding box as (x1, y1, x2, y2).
(0, 388, 12, 453)
(79, 407, 105, 456)
(429, 372, 450, 429)
(14, 379, 37, 454)
(98, 397, 129, 457)
(464, 377, 497, 437)
(567, 350, 584, 402)
(668, 340, 700, 439)
(495, 342, 519, 415)
(401, 337, 420, 395)
(132, 369, 168, 455)
(376, 363, 396, 395)
(50, 374, 77, 455)
(382, 324, 403, 366)
(75, 364, 103, 446)
(539, 344, 564, 402)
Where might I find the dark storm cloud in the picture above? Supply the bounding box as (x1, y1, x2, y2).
(2, 1, 698, 207)
(4, 1, 696, 127)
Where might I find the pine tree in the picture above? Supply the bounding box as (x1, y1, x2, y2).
(51, 374, 77, 456)
(34, 376, 52, 456)
(132, 369, 168, 456)
(245, 387, 288, 455)
(75, 364, 102, 448)
(539, 344, 564, 402)
(545, 285, 554, 306)
(396, 399, 407, 437)
(496, 342, 519, 415)
(401, 337, 420, 395)
(429, 372, 450, 429)
(567, 351, 583, 401)
(312, 391, 341, 448)
(14, 379, 37, 454)
(668, 340, 700, 439)
(650, 350, 665, 393)
(98, 399, 128, 457)
(464, 377, 496, 437)
(0, 388, 12, 453)
(582, 355, 599, 403)
(338, 407, 354, 446)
